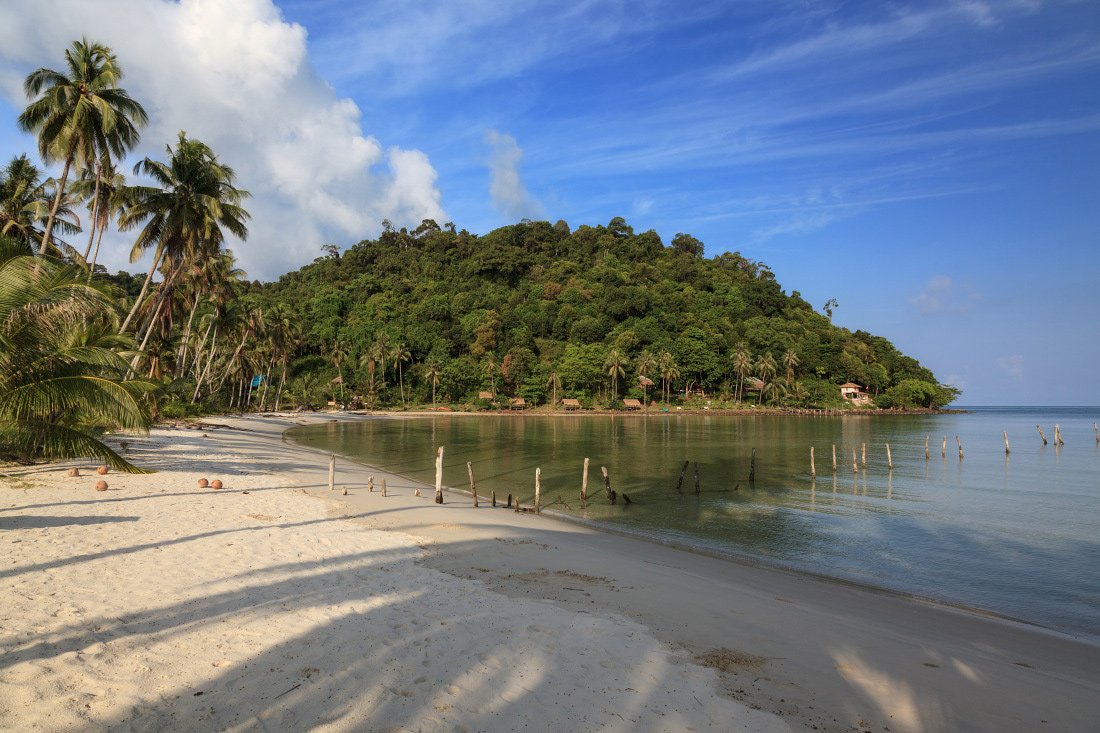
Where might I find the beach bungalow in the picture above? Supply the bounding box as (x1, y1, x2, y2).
(477, 391, 494, 401)
(622, 398, 642, 410)
(840, 382, 872, 405)
(562, 398, 581, 411)
(510, 397, 527, 410)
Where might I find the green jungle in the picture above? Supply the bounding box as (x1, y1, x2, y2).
(1, 40, 958, 471)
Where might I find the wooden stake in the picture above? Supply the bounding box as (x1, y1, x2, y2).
(1003, 431, 1011, 455)
(1037, 425, 1048, 446)
(328, 454, 335, 491)
(942, 436, 947, 458)
(749, 448, 756, 482)
(601, 465, 616, 505)
(506, 493, 512, 508)
(886, 443, 893, 470)
(535, 467, 541, 513)
(852, 448, 858, 473)
(693, 462, 700, 494)
(1094, 421, 1099, 444)
(434, 446, 444, 504)
(467, 461, 478, 507)
(956, 435, 964, 459)
(831, 444, 837, 472)
(1054, 424, 1064, 446)
(810, 446, 816, 478)
(675, 460, 689, 493)
(367, 475, 374, 492)
(581, 457, 589, 508)
(381, 478, 387, 497)
(861, 443, 867, 467)
(924, 435, 930, 460)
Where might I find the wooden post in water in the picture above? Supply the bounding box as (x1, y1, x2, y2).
(941, 436, 947, 459)
(693, 462, 700, 494)
(467, 461, 478, 507)
(886, 443, 893, 470)
(1003, 431, 1011, 455)
(506, 493, 512, 508)
(956, 435, 964, 459)
(534, 467, 541, 514)
(1037, 425, 1048, 446)
(831, 444, 837, 472)
(749, 448, 756, 483)
(1095, 422, 1099, 444)
(924, 435, 930, 461)
(601, 466, 616, 505)
(810, 446, 816, 479)
(675, 460, 689, 493)
(861, 443, 867, 467)
(367, 475, 374, 492)
(851, 448, 858, 474)
(381, 478, 387, 497)
(434, 446, 444, 504)
(581, 457, 589, 509)
(1054, 424, 1064, 446)
(492, 490, 497, 507)
(328, 454, 335, 491)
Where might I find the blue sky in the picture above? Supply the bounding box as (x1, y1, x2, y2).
(1, 1, 1098, 405)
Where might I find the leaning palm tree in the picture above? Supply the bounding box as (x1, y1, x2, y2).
(119, 132, 250, 336)
(18, 38, 147, 256)
(69, 155, 130, 274)
(0, 155, 82, 256)
(0, 236, 155, 471)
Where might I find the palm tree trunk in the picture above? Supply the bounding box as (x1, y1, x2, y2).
(275, 356, 287, 411)
(192, 328, 219, 403)
(38, 155, 73, 256)
(175, 291, 201, 377)
(87, 215, 109, 282)
(130, 295, 169, 373)
(399, 364, 405, 405)
(218, 326, 252, 390)
(81, 163, 101, 260)
(120, 245, 164, 334)
(189, 320, 214, 383)
(259, 352, 275, 410)
(133, 260, 184, 349)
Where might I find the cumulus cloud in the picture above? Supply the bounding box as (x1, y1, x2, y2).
(910, 274, 982, 315)
(485, 129, 544, 221)
(0, 0, 445, 279)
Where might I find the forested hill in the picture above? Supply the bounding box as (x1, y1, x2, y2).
(260, 217, 958, 409)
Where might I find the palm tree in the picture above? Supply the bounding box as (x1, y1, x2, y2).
(0, 155, 81, 255)
(331, 338, 349, 405)
(69, 155, 130, 274)
(18, 39, 147, 256)
(392, 343, 411, 405)
(782, 348, 800, 386)
(755, 351, 777, 406)
(635, 350, 657, 404)
(732, 345, 751, 404)
(658, 351, 680, 403)
(546, 370, 561, 407)
(481, 352, 499, 396)
(0, 236, 154, 471)
(424, 360, 442, 407)
(119, 132, 250, 335)
(604, 348, 628, 400)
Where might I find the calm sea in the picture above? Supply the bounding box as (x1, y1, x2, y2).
(287, 406, 1100, 641)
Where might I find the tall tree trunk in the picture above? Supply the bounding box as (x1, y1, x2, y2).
(192, 327, 219, 403)
(189, 319, 214, 383)
(275, 356, 287, 412)
(87, 213, 109, 282)
(175, 290, 201, 377)
(38, 155, 73, 256)
(133, 259, 184, 350)
(81, 162, 101, 260)
(218, 325, 253, 391)
(130, 295, 169, 374)
(120, 245, 164, 334)
(399, 364, 405, 405)
(259, 352, 275, 410)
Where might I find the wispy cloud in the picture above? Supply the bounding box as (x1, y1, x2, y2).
(485, 129, 543, 221)
(996, 355, 1025, 383)
(911, 275, 983, 315)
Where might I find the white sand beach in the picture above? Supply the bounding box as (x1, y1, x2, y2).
(1, 414, 1097, 732)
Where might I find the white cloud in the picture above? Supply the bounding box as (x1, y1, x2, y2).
(996, 355, 1025, 382)
(485, 129, 543, 221)
(910, 274, 983, 315)
(0, 0, 446, 279)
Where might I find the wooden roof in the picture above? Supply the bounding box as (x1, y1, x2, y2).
(622, 398, 642, 409)
(478, 391, 494, 400)
(839, 382, 864, 389)
(562, 398, 581, 408)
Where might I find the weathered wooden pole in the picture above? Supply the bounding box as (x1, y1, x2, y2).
(467, 461, 478, 507)
(581, 457, 590, 509)
(492, 490, 497, 507)
(693, 462, 700, 494)
(1003, 431, 1011, 455)
(810, 446, 816, 478)
(1095, 421, 1099, 444)
(852, 448, 858, 474)
(675, 460, 689, 493)
(956, 435, 964, 459)
(1054, 424, 1064, 446)
(381, 478, 387, 497)
(601, 465, 616, 505)
(861, 443, 867, 467)
(886, 443, 893, 470)
(748, 448, 756, 482)
(506, 493, 512, 508)
(367, 475, 374, 492)
(434, 446, 444, 504)
(924, 435, 930, 460)
(534, 467, 541, 513)
(941, 436, 947, 459)
(1037, 425, 1048, 446)
(831, 444, 837, 472)
(328, 454, 335, 491)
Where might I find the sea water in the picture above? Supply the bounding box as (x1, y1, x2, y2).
(287, 407, 1100, 641)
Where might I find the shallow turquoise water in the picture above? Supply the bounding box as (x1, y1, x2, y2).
(287, 407, 1100, 640)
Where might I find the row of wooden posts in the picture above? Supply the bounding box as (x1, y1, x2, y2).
(324, 421, 1098, 506)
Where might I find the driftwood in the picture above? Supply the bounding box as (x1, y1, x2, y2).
(1037, 424, 1048, 446)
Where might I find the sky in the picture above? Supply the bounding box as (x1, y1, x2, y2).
(0, 0, 1098, 405)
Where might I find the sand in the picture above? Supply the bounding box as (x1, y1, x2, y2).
(1, 414, 1097, 732)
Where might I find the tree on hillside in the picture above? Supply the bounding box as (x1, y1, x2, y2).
(18, 39, 147, 256)
(731, 344, 752, 404)
(755, 351, 777, 405)
(604, 348, 627, 400)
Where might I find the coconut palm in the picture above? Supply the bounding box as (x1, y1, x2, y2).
(481, 352, 499, 396)
(754, 351, 778, 406)
(546, 370, 561, 407)
(331, 338, 349, 405)
(18, 39, 147, 256)
(731, 345, 751, 404)
(0, 155, 81, 255)
(423, 360, 442, 407)
(635, 350, 657, 404)
(604, 348, 628, 400)
(69, 155, 130, 274)
(658, 351, 680, 403)
(782, 348, 800, 386)
(392, 343, 411, 405)
(0, 236, 154, 471)
(119, 132, 249, 335)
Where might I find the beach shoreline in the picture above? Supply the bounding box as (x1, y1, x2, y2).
(2, 413, 1097, 732)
